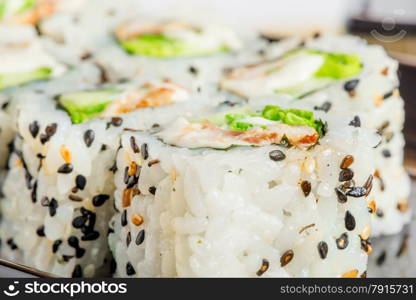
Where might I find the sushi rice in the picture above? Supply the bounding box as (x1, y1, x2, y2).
(108, 98, 380, 277)
(220, 35, 411, 236)
(0, 72, 223, 276)
(0, 0, 412, 278)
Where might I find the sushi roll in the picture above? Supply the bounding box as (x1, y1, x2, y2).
(220, 35, 411, 236)
(0, 75, 217, 277)
(0, 24, 65, 90)
(0, 0, 85, 25)
(109, 99, 379, 277)
(38, 0, 139, 65)
(0, 23, 65, 172)
(93, 16, 243, 85)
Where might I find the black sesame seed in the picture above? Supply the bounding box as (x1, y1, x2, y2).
(300, 181, 311, 197)
(126, 262, 136, 276)
(269, 150, 286, 161)
(339, 168, 354, 182)
(382, 149, 391, 158)
(83, 129, 95, 147)
(109, 160, 118, 173)
(314, 101, 332, 113)
(345, 211, 356, 231)
(49, 198, 58, 217)
(72, 265, 83, 278)
(29, 121, 40, 138)
(126, 175, 139, 189)
(92, 194, 110, 207)
(57, 163, 73, 174)
(100, 144, 107, 151)
(52, 240, 62, 253)
(126, 232, 131, 247)
(396, 235, 408, 257)
(376, 251, 386, 266)
(31, 181, 37, 203)
(148, 186, 156, 195)
(220, 100, 237, 107)
(336, 232, 349, 249)
(136, 230, 145, 245)
(260, 34, 281, 43)
(75, 175, 87, 190)
(111, 117, 123, 127)
(121, 210, 128, 227)
(317, 241, 328, 259)
(130, 136, 140, 153)
(376, 208, 384, 218)
(189, 66, 198, 75)
(346, 186, 366, 198)
(1, 101, 9, 110)
(110, 258, 117, 274)
(141, 143, 149, 160)
(76, 248, 86, 258)
(6, 238, 18, 250)
(36, 225, 45, 237)
(62, 255, 74, 262)
(81, 231, 100, 241)
(45, 123, 58, 137)
(68, 236, 79, 248)
(39, 134, 49, 144)
(72, 215, 87, 228)
(383, 90, 394, 99)
(25, 171, 33, 190)
(349, 116, 361, 127)
(123, 166, 129, 184)
(344, 79, 360, 92)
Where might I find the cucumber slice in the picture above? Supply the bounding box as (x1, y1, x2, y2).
(119, 33, 229, 58)
(0, 0, 36, 20)
(57, 89, 121, 124)
(273, 49, 362, 98)
(0, 67, 52, 90)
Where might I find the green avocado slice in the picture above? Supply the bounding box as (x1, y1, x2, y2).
(119, 33, 229, 58)
(57, 89, 121, 124)
(198, 105, 324, 136)
(274, 49, 362, 98)
(0, 67, 52, 90)
(0, 0, 36, 20)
